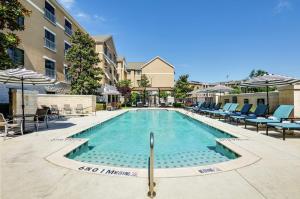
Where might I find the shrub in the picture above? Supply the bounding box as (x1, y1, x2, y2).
(173, 102, 183, 108)
(96, 103, 106, 111)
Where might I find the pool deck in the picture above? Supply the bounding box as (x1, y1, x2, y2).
(1, 108, 300, 199)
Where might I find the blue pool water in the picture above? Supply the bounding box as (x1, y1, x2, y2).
(68, 110, 238, 168)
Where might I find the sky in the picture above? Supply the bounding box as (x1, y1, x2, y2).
(58, 0, 300, 82)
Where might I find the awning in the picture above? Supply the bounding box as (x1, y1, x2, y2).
(97, 84, 120, 95)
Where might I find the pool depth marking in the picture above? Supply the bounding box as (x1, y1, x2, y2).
(78, 166, 138, 177)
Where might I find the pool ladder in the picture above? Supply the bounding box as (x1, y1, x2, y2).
(148, 132, 156, 198)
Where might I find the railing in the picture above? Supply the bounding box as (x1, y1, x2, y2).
(44, 9, 56, 24)
(148, 132, 156, 198)
(44, 38, 56, 51)
(65, 26, 73, 36)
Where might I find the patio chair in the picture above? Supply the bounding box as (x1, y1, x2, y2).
(230, 104, 268, 125)
(31, 108, 49, 132)
(266, 118, 300, 140)
(245, 105, 294, 132)
(0, 113, 23, 137)
(75, 104, 84, 114)
(63, 104, 72, 114)
(50, 105, 60, 118)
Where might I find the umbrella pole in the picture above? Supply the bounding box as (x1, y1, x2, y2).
(266, 86, 269, 115)
(21, 77, 25, 131)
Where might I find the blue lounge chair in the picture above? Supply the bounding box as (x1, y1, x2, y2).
(191, 102, 204, 112)
(199, 102, 216, 114)
(215, 103, 239, 120)
(266, 119, 300, 140)
(223, 103, 253, 123)
(206, 103, 232, 117)
(230, 104, 268, 125)
(196, 102, 211, 113)
(245, 105, 294, 132)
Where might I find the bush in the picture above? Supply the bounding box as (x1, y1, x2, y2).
(96, 103, 106, 111)
(173, 102, 183, 108)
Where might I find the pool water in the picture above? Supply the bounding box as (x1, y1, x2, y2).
(68, 110, 238, 168)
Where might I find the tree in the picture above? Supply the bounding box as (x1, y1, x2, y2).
(66, 30, 102, 95)
(139, 74, 151, 87)
(248, 69, 276, 92)
(0, 0, 31, 69)
(138, 74, 151, 104)
(173, 74, 193, 101)
(117, 80, 132, 106)
(249, 69, 268, 78)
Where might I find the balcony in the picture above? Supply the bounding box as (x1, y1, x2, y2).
(44, 38, 56, 51)
(65, 26, 73, 36)
(45, 68, 56, 79)
(44, 8, 56, 24)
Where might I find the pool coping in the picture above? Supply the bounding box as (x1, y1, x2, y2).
(45, 108, 261, 178)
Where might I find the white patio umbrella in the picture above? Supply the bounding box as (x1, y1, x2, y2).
(240, 73, 300, 114)
(204, 84, 233, 95)
(0, 68, 55, 130)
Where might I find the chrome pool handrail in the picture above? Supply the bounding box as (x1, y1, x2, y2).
(148, 132, 156, 198)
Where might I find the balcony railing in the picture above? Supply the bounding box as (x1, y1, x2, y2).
(44, 38, 56, 51)
(44, 8, 56, 24)
(65, 26, 73, 36)
(45, 68, 56, 79)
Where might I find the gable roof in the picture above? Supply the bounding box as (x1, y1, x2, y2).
(93, 35, 112, 43)
(127, 62, 144, 70)
(141, 56, 175, 69)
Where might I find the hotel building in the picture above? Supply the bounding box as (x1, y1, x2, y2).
(127, 56, 175, 89)
(8, 0, 87, 82)
(5, 0, 175, 94)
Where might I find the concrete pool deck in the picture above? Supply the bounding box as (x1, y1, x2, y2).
(1, 109, 300, 199)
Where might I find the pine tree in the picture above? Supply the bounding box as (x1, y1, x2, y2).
(66, 30, 102, 95)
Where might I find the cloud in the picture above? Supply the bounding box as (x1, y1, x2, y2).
(273, 0, 292, 14)
(75, 12, 107, 24)
(58, 0, 75, 9)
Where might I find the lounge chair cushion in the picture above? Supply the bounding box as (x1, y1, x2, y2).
(246, 118, 280, 124)
(268, 123, 300, 129)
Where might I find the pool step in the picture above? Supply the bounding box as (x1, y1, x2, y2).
(73, 149, 229, 168)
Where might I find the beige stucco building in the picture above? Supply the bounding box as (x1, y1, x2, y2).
(93, 35, 119, 86)
(7, 0, 86, 82)
(116, 56, 128, 82)
(5, 1, 176, 95)
(127, 56, 175, 89)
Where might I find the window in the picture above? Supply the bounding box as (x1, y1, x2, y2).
(232, 96, 237, 103)
(136, 71, 141, 75)
(8, 48, 24, 67)
(17, 16, 24, 27)
(44, 1, 56, 24)
(64, 19, 72, 36)
(64, 42, 71, 54)
(64, 66, 71, 82)
(45, 59, 56, 78)
(244, 99, 249, 104)
(257, 98, 265, 105)
(44, 29, 56, 51)
(224, 99, 230, 103)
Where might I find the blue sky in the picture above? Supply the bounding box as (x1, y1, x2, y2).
(58, 0, 300, 82)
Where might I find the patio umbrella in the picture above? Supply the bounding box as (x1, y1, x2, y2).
(240, 74, 300, 114)
(205, 84, 233, 95)
(0, 68, 55, 130)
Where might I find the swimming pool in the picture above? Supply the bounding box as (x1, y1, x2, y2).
(67, 110, 238, 169)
